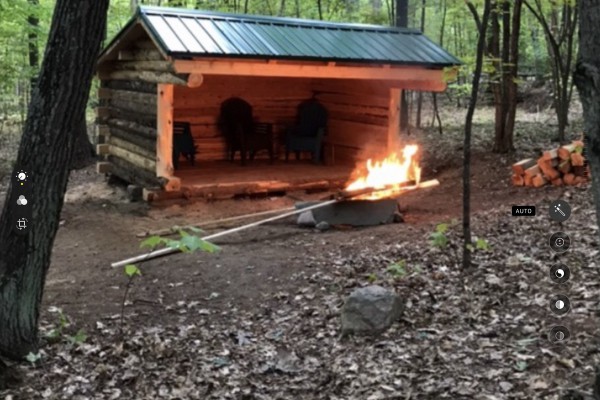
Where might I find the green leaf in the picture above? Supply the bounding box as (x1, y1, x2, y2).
(187, 226, 204, 234)
(140, 235, 162, 249)
(124, 264, 141, 277)
(476, 238, 491, 251)
(69, 329, 87, 344)
(178, 229, 190, 237)
(180, 234, 202, 252)
(435, 223, 449, 234)
(466, 244, 475, 252)
(200, 240, 220, 253)
(367, 273, 377, 283)
(25, 352, 41, 364)
(387, 260, 407, 278)
(430, 232, 448, 248)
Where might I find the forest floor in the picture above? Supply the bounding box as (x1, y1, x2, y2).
(1, 104, 599, 399)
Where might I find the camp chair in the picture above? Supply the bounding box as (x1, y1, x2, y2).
(285, 98, 328, 163)
(172, 121, 196, 170)
(218, 97, 274, 165)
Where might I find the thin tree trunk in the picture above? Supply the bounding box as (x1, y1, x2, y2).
(574, 0, 600, 237)
(416, 0, 426, 128)
(0, 0, 109, 364)
(317, 0, 323, 20)
(464, 0, 491, 269)
(27, 0, 39, 91)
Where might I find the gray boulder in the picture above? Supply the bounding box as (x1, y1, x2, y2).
(341, 285, 403, 336)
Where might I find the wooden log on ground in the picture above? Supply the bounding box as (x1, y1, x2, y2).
(573, 165, 586, 177)
(551, 178, 563, 186)
(558, 159, 572, 174)
(542, 148, 558, 161)
(512, 173, 524, 186)
(558, 144, 578, 160)
(106, 118, 157, 139)
(572, 139, 584, 148)
(512, 158, 536, 175)
(563, 173, 576, 185)
(532, 174, 547, 187)
(524, 174, 534, 186)
(524, 165, 541, 179)
(537, 157, 560, 180)
(573, 176, 586, 185)
(571, 152, 585, 166)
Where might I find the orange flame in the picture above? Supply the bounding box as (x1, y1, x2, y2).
(345, 145, 421, 200)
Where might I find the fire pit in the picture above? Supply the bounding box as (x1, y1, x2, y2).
(297, 144, 432, 227)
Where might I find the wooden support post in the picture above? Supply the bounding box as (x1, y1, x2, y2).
(156, 83, 180, 191)
(387, 88, 401, 151)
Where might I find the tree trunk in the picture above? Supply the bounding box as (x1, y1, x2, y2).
(70, 116, 96, 170)
(574, 0, 600, 237)
(395, 0, 408, 27)
(0, 0, 109, 363)
(27, 0, 39, 90)
(464, 0, 492, 268)
(415, 0, 426, 128)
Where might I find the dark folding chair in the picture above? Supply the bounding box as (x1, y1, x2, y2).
(285, 98, 328, 163)
(172, 121, 196, 170)
(218, 97, 274, 165)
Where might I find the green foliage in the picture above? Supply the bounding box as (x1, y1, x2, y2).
(44, 308, 87, 345)
(124, 264, 141, 277)
(387, 260, 407, 278)
(430, 223, 449, 248)
(367, 273, 377, 283)
(140, 230, 219, 254)
(475, 238, 491, 251)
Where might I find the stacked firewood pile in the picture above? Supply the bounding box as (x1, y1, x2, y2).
(511, 140, 589, 187)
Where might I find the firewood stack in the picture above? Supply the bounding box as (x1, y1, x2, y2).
(511, 140, 589, 187)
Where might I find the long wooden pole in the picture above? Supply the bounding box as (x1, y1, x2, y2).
(111, 179, 440, 269)
(111, 199, 338, 268)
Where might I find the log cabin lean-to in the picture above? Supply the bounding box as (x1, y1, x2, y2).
(95, 6, 461, 201)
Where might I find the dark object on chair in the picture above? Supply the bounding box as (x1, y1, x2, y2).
(285, 98, 328, 163)
(218, 97, 274, 165)
(172, 121, 196, 170)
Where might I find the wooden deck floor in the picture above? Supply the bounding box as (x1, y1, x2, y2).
(150, 160, 354, 200)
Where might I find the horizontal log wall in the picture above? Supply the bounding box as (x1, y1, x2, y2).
(97, 78, 159, 187)
(311, 79, 391, 164)
(174, 75, 313, 161)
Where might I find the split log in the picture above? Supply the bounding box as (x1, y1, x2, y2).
(542, 148, 558, 161)
(512, 174, 524, 186)
(573, 176, 586, 185)
(563, 173, 576, 185)
(524, 165, 541, 179)
(558, 144, 578, 160)
(551, 178, 563, 186)
(573, 165, 586, 177)
(572, 139, 584, 148)
(537, 158, 560, 180)
(558, 160, 572, 174)
(571, 152, 585, 166)
(512, 158, 536, 175)
(106, 118, 157, 139)
(532, 174, 547, 188)
(524, 174, 534, 186)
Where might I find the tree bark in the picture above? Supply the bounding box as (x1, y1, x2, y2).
(27, 0, 39, 90)
(574, 0, 600, 236)
(0, 0, 109, 362)
(463, 0, 491, 269)
(415, 0, 426, 128)
(395, 0, 408, 27)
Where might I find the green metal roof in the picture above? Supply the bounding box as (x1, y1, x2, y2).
(105, 6, 460, 68)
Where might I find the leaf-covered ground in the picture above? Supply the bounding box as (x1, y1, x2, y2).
(1, 104, 598, 399)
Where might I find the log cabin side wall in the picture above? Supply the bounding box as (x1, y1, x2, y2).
(173, 75, 314, 161)
(96, 78, 161, 188)
(311, 79, 391, 163)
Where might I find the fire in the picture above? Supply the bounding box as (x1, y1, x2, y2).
(345, 145, 421, 200)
